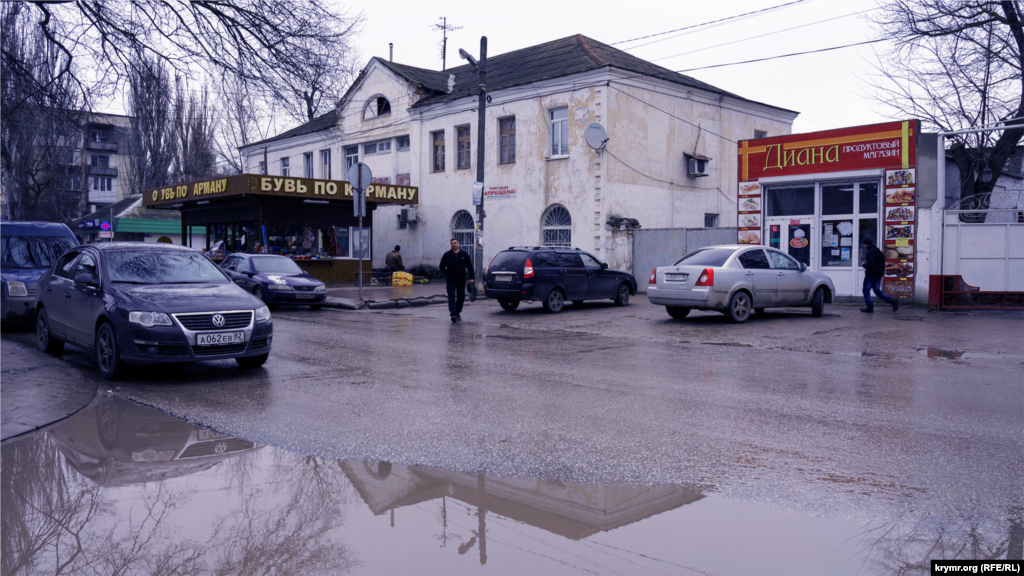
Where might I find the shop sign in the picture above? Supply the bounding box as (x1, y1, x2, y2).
(144, 174, 420, 208)
(99, 230, 114, 239)
(737, 120, 918, 182)
(484, 186, 516, 200)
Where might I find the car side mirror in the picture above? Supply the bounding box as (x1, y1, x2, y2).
(74, 272, 96, 286)
(600, 262, 608, 270)
(798, 262, 807, 272)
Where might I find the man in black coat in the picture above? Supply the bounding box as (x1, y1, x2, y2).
(860, 238, 899, 313)
(439, 238, 474, 322)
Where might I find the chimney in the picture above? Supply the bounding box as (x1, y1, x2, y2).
(389, 43, 393, 62)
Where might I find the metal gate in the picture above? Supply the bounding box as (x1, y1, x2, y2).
(633, 228, 736, 293)
(936, 192, 1024, 309)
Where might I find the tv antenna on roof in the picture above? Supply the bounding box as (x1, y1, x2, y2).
(432, 17, 462, 71)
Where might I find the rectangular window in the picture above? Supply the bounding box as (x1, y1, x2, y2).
(91, 130, 109, 143)
(280, 157, 290, 177)
(90, 155, 109, 167)
(431, 130, 445, 172)
(320, 150, 331, 179)
(396, 135, 410, 150)
(304, 153, 313, 178)
(704, 213, 719, 228)
(766, 185, 815, 217)
(258, 161, 266, 175)
(549, 107, 569, 157)
(92, 177, 112, 191)
(822, 183, 854, 215)
(457, 125, 471, 170)
(364, 140, 392, 156)
(345, 146, 358, 169)
(499, 117, 516, 164)
(754, 130, 768, 139)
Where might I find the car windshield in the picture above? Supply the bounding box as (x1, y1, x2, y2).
(673, 248, 737, 267)
(106, 250, 229, 284)
(1, 236, 77, 269)
(250, 256, 302, 274)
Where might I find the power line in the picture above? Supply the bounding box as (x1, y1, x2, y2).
(675, 38, 886, 72)
(612, 0, 812, 48)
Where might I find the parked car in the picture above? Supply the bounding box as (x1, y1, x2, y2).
(35, 242, 272, 380)
(484, 246, 638, 313)
(219, 253, 326, 309)
(1, 221, 78, 326)
(647, 244, 836, 323)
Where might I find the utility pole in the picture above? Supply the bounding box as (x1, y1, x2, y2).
(432, 17, 462, 71)
(460, 37, 487, 285)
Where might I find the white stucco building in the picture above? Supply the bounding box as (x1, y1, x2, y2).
(241, 34, 797, 274)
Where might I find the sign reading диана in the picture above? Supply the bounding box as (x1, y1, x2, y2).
(144, 174, 419, 208)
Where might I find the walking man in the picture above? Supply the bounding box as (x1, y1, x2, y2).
(439, 238, 474, 322)
(860, 238, 899, 313)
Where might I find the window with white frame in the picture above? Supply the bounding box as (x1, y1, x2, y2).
(281, 157, 290, 177)
(304, 153, 313, 178)
(364, 140, 391, 155)
(90, 155, 109, 167)
(549, 107, 569, 157)
(320, 150, 331, 179)
(345, 146, 358, 169)
(541, 205, 571, 247)
(92, 177, 112, 191)
(451, 210, 475, 250)
(258, 161, 266, 175)
(396, 135, 410, 150)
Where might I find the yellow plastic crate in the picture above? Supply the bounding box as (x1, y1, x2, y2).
(391, 271, 413, 287)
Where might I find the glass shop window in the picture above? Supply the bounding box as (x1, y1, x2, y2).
(765, 186, 814, 217)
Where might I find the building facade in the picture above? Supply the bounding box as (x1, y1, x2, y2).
(241, 35, 797, 274)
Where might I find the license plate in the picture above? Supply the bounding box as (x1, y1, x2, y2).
(665, 274, 688, 282)
(493, 274, 514, 283)
(196, 331, 245, 346)
(197, 428, 229, 441)
(295, 293, 315, 299)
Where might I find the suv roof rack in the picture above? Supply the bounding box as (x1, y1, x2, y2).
(506, 246, 546, 250)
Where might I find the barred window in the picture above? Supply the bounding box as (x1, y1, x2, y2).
(541, 205, 571, 247)
(451, 210, 475, 249)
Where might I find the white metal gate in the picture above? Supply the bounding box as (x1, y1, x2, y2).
(942, 192, 1024, 292)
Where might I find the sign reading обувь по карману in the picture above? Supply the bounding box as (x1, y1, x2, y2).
(144, 174, 419, 208)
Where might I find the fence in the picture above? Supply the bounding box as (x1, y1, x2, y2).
(633, 228, 736, 293)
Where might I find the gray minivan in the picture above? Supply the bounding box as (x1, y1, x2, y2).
(1, 221, 78, 326)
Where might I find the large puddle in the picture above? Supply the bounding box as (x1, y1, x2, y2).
(1, 397, 1016, 575)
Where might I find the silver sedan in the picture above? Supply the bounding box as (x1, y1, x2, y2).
(647, 244, 836, 323)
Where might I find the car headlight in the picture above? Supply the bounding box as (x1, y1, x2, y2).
(6, 281, 28, 297)
(129, 311, 173, 327)
(255, 306, 271, 322)
(268, 284, 293, 291)
(314, 284, 326, 292)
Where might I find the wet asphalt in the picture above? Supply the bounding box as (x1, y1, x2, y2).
(1, 297, 1021, 573)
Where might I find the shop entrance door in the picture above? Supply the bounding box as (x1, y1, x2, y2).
(765, 218, 814, 271)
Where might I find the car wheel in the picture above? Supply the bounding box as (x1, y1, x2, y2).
(542, 288, 564, 313)
(96, 322, 128, 381)
(811, 287, 825, 317)
(499, 299, 520, 311)
(613, 284, 631, 306)
(726, 291, 752, 324)
(667, 306, 690, 319)
(36, 308, 64, 355)
(572, 300, 584, 306)
(253, 285, 267, 303)
(237, 353, 269, 369)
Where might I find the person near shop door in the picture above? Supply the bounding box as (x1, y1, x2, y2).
(860, 238, 899, 313)
(439, 238, 473, 322)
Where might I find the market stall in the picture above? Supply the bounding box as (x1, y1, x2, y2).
(143, 174, 419, 281)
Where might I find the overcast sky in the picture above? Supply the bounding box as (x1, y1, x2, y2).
(340, 0, 892, 135)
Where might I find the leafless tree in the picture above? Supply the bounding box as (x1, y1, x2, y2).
(869, 1, 1024, 203)
(265, 34, 362, 125)
(171, 78, 218, 183)
(126, 53, 175, 197)
(215, 69, 272, 174)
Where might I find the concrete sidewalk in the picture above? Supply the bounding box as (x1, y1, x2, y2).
(323, 280, 452, 310)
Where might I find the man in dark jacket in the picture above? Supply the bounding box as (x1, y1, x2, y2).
(860, 238, 899, 313)
(385, 245, 404, 271)
(439, 238, 474, 322)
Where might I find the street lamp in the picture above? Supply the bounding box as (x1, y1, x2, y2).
(460, 37, 487, 285)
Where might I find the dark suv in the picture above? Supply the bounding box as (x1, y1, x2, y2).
(484, 247, 637, 313)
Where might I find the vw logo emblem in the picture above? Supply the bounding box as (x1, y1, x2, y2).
(211, 314, 225, 328)
(214, 442, 228, 454)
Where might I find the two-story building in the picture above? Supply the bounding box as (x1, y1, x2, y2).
(241, 34, 798, 274)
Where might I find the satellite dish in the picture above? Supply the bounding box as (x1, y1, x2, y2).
(584, 122, 608, 151)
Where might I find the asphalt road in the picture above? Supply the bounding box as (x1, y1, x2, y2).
(32, 299, 1011, 519)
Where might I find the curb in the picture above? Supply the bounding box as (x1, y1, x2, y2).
(323, 294, 450, 311)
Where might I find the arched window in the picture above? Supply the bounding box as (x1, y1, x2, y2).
(541, 205, 572, 247)
(363, 95, 391, 120)
(451, 210, 475, 250)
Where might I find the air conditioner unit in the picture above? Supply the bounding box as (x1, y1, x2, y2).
(687, 156, 711, 177)
(399, 208, 418, 225)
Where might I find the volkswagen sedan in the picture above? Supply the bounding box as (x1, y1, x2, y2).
(647, 245, 835, 323)
(35, 243, 272, 380)
(219, 253, 326, 309)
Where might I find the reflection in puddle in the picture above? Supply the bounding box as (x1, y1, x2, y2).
(918, 348, 1024, 360)
(1, 398, 1016, 575)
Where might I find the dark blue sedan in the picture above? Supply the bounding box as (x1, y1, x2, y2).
(219, 254, 326, 310)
